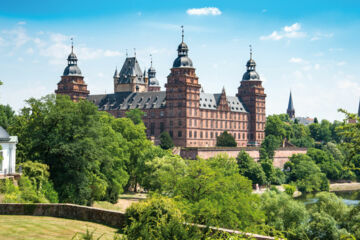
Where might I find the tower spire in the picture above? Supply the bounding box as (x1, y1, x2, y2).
(134, 48, 136, 58)
(249, 44, 252, 60)
(150, 54, 153, 68)
(181, 25, 184, 43)
(71, 37, 74, 53)
(126, 49, 128, 58)
(287, 90, 295, 119)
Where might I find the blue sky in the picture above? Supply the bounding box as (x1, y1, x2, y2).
(0, 0, 359, 121)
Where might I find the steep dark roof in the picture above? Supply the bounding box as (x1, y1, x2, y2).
(287, 91, 294, 111)
(88, 91, 247, 113)
(0, 126, 10, 141)
(88, 92, 166, 111)
(118, 57, 145, 84)
(199, 92, 247, 112)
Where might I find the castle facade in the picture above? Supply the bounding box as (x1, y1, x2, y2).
(55, 32, 266, 147)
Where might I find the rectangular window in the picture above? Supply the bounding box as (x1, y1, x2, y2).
(206, 132, 208, 138)
(194, 131, 197, 138)
(160, 122, 164, 133)
(151, 112, 155, 118)
(211, 132, 213, 138)
(170, 120, 173, 127)
(178, 131, 182, 137)
(189, 131, 192, 138)
(169, 130, 173, 138)
(178, 120, 182, 126)
(200, 132, 203, 138)
(150, 123, 155, 136)
(160, 111, 164, 117)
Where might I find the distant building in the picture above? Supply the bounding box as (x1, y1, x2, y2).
(55, 29, 266, 147)
(0, 126, 18, 176)
(286, 91, 314, 125)
(287, 91, 295, 119)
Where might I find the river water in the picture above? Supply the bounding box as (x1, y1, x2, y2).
(297, 190, 360, 206)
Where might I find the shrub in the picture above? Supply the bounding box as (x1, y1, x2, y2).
(124, 195, 201, 240)
(159, 131, 174, 150)
(216, 131, 237, 147)
(283, 184, 296, 196)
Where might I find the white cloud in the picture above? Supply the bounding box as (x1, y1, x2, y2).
(283, 23, 301, 32)
(26, 47, 34, 54)
(260, 22, 306, 41)
(104, 50, 122, 57)
(337, 79, 360, 95)
(186, 7, 222, 16)
(314, 64, 320, 70)
(310, 33, 333, 41)
(260, 31, 283, 40)
(2, 27, 30, 47)
(17, 21, 26, 25)
(337, 61, 346, 66)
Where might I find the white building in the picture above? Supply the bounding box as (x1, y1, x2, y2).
(0, 126, 18, 176)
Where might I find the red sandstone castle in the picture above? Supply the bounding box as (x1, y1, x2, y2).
(55, 30, 266, 147)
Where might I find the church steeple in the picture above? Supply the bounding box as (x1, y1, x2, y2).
(287, 91, 295, 119)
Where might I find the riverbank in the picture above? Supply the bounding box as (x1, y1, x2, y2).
(252, 182, 360, 197)
(330, 182, 360, 192)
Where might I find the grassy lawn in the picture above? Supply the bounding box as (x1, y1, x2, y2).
(0, 215, 120, 240)
(93, 193, 147, 212)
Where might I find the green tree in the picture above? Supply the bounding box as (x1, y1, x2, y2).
(285, 154, 329, 193)
(236, 151, 266, 185)
(9, 95, 130, 205)
(174, 158, 264, 230)
(20, 161, 58, 203)
(261, 191, 309, 239)
(0, 104, 15, 130)
(141, 154, 187, 194)
(216, 131, 237, 147)
(111, 116, 152, 193)
(265, 115, 290, 139)
(124, 195, 201, 240)
(261, 135, 281, 159)
(159, 131, 174, 150)
(125, 109, 145, 125)
(306, 212, 350, 240)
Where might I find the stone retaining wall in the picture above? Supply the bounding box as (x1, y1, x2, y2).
(0, 203, 126, 228)
(180, 147, 307, 168)
(0, 203, 280, 240)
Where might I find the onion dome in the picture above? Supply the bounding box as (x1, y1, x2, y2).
(63, 43, 82, 76)
(172, 26, 193, 68)
(148, 61, 159, 87)
(242, 45, 260, 81)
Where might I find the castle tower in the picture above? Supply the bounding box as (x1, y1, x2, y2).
(165, 26, 201, 146)
(287, 91, 295, 119)
(237, 46, 266, 146)
(55, 40, 89, 101)
(114, 54, 148, 93)
(148, 55, 160, 92)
